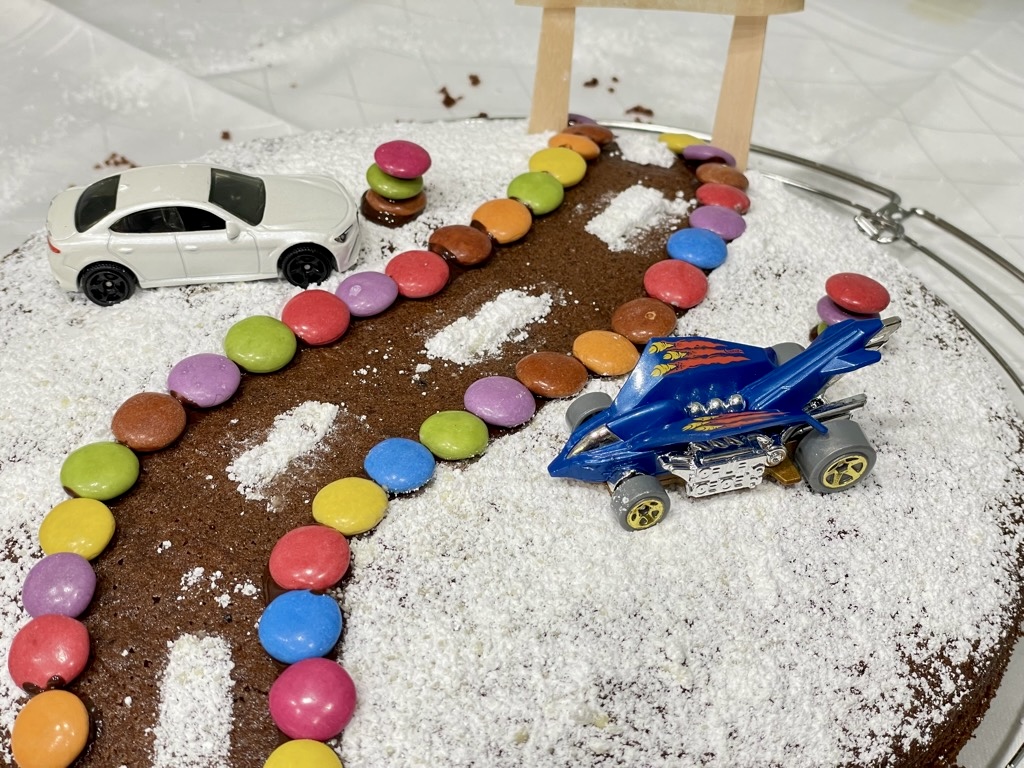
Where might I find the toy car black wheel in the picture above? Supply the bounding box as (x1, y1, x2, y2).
(612, 474, 670, 531)
(280, 245, 333, 288)
(771, 342, 804, 365)
(794, 418, 876, 494)
(565, 391, 613, 430)
(79, 262, 136, 306)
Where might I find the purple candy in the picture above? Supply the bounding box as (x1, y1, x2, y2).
(168, 353, 242, 408)
(568, 113, 598, 125)
(464, 376, 537, 428)
(22, 553, 96, 618)
(335, 271, 399, 317)
(816, 295, 880, 326)
(682, 144, 736, 167)
(689, 205, 746, 242)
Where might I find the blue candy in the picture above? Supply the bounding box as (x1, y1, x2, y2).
(364, 437, 436, 494)
(666, 228, 728, 269)
(258, 590, 342, 664)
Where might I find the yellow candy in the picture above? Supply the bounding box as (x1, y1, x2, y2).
(658, 132, 705, 153)
(528, 147, 587, 187)
(264, 739, 343, 767)
(39, 497, 115, 560)
(11, 690, 89, 768)
(313, 477, 388, 536)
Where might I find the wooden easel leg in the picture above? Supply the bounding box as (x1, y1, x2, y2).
(711, 14, 768, 171)
(527, 6, 576, 134)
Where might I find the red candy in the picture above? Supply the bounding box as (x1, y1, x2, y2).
(281, 289, 351, 346)
(269, 525, 351, 591)
(695, 183, 750, 214)
(825, 272, 890, 314)
(385, 250, 450, 298)
(8, 615, 90, 691)
(643, 259, 709, 309)
(374, 140, 432, 179)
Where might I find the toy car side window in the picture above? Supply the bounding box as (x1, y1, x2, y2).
(177, 206, 225, 232)
(110, 207, 185, 234)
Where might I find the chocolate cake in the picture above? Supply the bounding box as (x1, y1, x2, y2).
(1, 119, 1022, 767)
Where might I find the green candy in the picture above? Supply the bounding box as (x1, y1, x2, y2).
(419, 410, 489, 460)
(366, 164, 424, 201)
(61, 441, 140, 500)
(507, 171, 564, 215)
(224, 315, 297, 373)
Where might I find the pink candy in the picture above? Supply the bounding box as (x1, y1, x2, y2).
(268, 657, 357, 740)
(374, 140, 432, 180)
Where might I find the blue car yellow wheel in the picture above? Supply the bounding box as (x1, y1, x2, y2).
(612, 474, 670, 532)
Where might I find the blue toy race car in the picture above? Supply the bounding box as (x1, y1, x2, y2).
(549, 316, 901, 531)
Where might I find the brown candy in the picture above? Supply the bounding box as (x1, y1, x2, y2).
(695, 162, 749, 191)
(515, 352, 589, 399)
(611, 298, 677, 344)
(563, 123, 615, 147)
(360, 189, 427, 227)
(111, 392, 187, 452)
(428, 224, 494, 267)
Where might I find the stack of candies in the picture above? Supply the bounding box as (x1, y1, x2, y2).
(814, 272, 891, 337)
(360, 139, 432, 227)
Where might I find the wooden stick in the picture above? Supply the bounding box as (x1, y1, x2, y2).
(527, 6, 577, 133)
(711, 14, 767, 170)
(517, 0, 801, 13)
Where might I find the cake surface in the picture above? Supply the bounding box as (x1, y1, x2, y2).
(1, 119, 1022, 767)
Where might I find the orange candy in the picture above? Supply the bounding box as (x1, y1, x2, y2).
(471, 198, 533, 244)
(547, 132, 601, 161)
(572, 330, 640, 376)
(11, 690, 89, 768)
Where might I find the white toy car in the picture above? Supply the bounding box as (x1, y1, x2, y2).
(45, 163, 360, 305)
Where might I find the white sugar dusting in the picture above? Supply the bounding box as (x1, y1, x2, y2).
(152, 634, 234, 768)
(614, 132, 679, 167)
(423, 289, 553, 365)
(226, 400, 339, 502)
(585, 183, 691, 252)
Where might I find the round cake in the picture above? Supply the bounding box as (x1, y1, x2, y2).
(1, 119, 1022, 767)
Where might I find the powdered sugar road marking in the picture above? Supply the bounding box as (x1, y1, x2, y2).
(585, 183, 690, 252)
(152, 634, 234, 768)
(423, 289, 553, 366)
(227, 400, 339, 502)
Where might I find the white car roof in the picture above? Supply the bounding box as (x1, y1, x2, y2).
(114, 164, 215, 209)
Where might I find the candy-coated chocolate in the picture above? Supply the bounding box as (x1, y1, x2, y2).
(464, 376, 537, 428)
(683, 143, 736, 166)
(666, 227, 728, 269)
(39, 498, 115, 560)
(167, 353, 241, 408)
(111, 392, 187, 452)
(258, 590, 342, 664)
(817, 295, 880, 326)
(312, 477, 388, 535)
(360, 189, 427, 227)
(643, 259, 709, 309)
(384, 249, 450, 299)
(22, 553, 96, 618)
(567, 113, 598, 125)
(515, 352, 589, 398)
(223, 315, 297, 373)
(825, 272, 891, 314)
(689, 205, 746, 242)
(528, 147, 587, 187)
(419, 410, 489, 460)
(611, 297, 677, 344)
(658, 132, 704, 153)
(8, 614, 90, 691)
(374, 139, 432, 179)
(695, 182, 750, 214)
(11, 690, 89, 768)
(365, 163, 424, 200)
(60, 442, 139, 501)
(281, 289, 351, 346)
(507, 171, 565, 216)
(471, 198, 533, 244)
(264, 740, 343, 768)
(572, 330, 640, 376)
(363, 437, 436, 494)
(428, 224, 494, 267)
(268, 525, 350, 591)
(695, 162, 749, 190)
(564, 123, 614, 146)
(336, 271, 399, 317)
(548, 132, 601, 161)
(268, 657, 357, 740)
